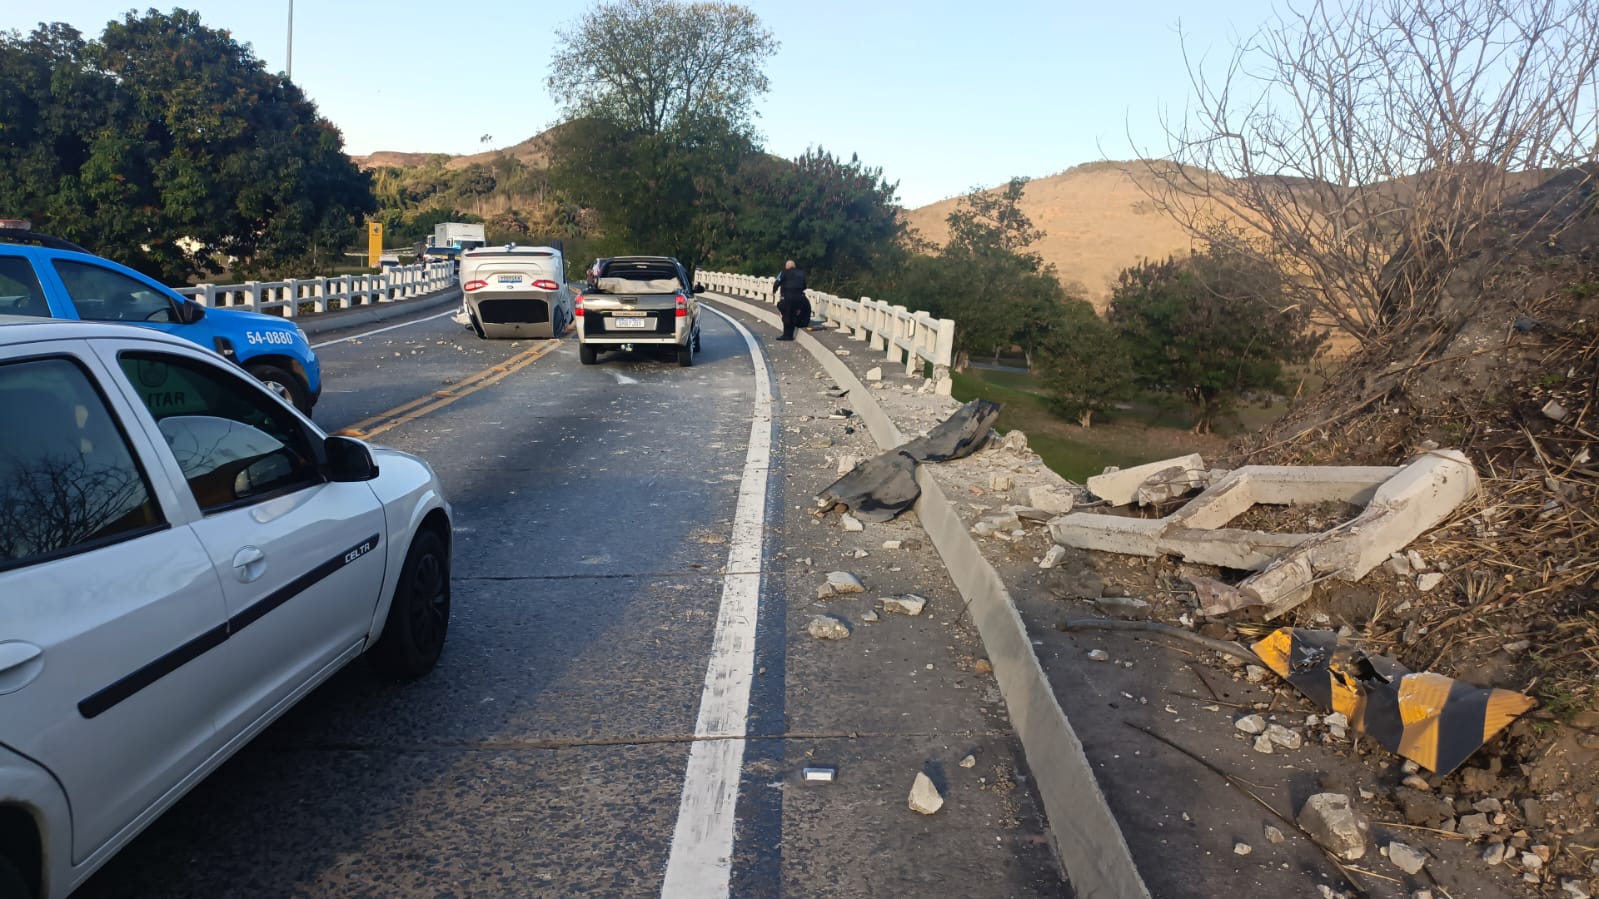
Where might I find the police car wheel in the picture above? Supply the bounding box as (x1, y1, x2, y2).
(247, 363, 311, 413)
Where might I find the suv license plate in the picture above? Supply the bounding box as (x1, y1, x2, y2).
(613, 317, 649, 329)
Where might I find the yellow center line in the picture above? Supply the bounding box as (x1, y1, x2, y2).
(336, 339, 564, 440)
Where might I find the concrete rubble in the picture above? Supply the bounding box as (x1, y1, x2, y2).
(818, 571, 865, 597)
(1050, 451, 1480, 616)
(807, 615, 851, 640)
(877, 594, 927, 616)
(1086, 453, 1206, 506)
(1297, 793, 1369, 860)
(1387, 840, 1428, 875)
(908, 771, 944, 815)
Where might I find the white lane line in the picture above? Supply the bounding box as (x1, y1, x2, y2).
(661, 304, 773, 898)
(310, 308, 457, 348)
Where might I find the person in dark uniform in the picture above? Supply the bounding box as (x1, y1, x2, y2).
(772, 260, 810, 340)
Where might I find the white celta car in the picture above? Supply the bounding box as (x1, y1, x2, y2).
(0, 318, 452, 899)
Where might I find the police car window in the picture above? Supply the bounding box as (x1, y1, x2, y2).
(0, 356, 164, 571)
(54, 260, 177, 323)
(0, 257, 49, 317)
(117, 352, 321, 513)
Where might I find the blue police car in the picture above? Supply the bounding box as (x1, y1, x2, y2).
(0, 228, 321, 412)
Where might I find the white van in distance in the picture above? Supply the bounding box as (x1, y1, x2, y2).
(452, 244, 573, 339)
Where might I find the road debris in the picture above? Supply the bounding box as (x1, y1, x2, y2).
(1297, 793, 1369, 861)
(908, 772, 944, 815)
(818, 571, 866, 597)
(877, 594, 927, 616)
(817, 399, 1001, 522)
(802, 767, 836, 783)
(1253, 627, 1534, 773)
(1387, 840, 1427, 875)
(807, 615, 851, 640)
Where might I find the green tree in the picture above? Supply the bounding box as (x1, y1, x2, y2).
(1037, 301, 1133, 428)
(1109, 249, 1325, 433)
(549, 111, 750, 274)
(547, 0, 778, 136)
(888, 177, 1068, 367)
(716, 148, 906, 295)
(0, 10, 373, 281)
(544, 0, 777, 274)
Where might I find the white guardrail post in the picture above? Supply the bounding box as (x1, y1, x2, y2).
(178, 262, 457, 318)
(698, 271, 954, 395)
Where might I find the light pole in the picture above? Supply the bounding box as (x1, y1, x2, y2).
(286, 0, 294, 81)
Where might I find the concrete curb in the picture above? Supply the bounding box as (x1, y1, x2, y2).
(704, 295, 1151, 899)
(294, 287, 463, 337)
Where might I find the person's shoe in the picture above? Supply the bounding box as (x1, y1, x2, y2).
(775, 335, 794, 341)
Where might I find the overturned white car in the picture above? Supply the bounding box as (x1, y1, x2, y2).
(452, 243, 573, 339)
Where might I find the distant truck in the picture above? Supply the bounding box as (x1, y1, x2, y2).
(432, 222, 486, 251)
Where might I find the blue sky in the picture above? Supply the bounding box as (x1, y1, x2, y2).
(3, 0, 1281, 208)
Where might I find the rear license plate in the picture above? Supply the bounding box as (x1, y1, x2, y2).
(613, 317, 649, 329)
(496, 274, 522, 284)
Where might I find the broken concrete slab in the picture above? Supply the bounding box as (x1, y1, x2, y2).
(1086, 453, 1205, 506)
(1238, 451, 1478, 615)
(1050, 452, 1479, 617)
(841, 513, 864, 532)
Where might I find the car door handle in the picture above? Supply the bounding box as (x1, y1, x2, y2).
(0, 641, 44, 695)
(232, 546, 267, 583)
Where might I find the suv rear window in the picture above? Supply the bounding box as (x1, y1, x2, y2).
(0, 257, 49, 317)
(600, 261, 680, 282)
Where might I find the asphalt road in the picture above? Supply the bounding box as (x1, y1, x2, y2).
(75, 302, 1067, 898)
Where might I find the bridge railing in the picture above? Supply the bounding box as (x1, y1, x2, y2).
(177, 262, 456, 319)
(698, 270, 955, 393)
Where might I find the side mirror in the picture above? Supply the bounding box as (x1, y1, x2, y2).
(325, 435, 380, 482)
(177, 301, 206, 325)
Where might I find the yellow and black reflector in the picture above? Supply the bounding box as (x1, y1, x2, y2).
(1252, 628, 1534, 774)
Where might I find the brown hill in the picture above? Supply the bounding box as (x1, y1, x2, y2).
(352, 130, 556, 172)
(903, 161, 1258, 307)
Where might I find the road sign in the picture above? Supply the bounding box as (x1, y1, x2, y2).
(367, 222, 383, 268)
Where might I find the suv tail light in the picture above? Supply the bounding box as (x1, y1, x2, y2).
(574, 294, 584, 316)
(463, 279, 487, 292)
(532, 279, 560, 291)
(675, 294, 687, 318)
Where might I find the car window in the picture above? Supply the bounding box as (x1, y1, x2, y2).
(118, 352, 323, 512)
(0, 356, 164, 570)
(0, 257, 50, 317)
(54, 260, 177, 323)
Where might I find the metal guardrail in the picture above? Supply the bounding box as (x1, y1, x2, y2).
(176, 262, 456, 319)
(698, 271, 956, 394)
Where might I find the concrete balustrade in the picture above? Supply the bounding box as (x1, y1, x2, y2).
(177, 262, 456, 319)
(698, 270, 956, 394)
